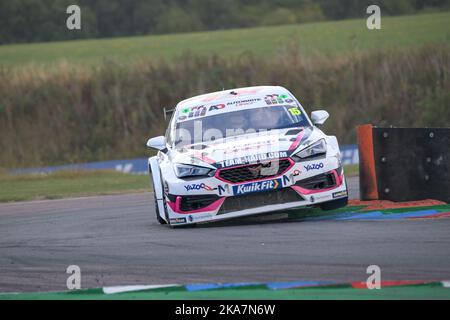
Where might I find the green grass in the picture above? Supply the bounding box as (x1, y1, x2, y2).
(0, 12, 449, 69)
(1, 283, 449, 300)
(344, 164, 359, 177)
(1, 165, 357, 202)
(0, 170, 151, 202)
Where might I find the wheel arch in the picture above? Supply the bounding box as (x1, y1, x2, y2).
(148, 156, 168, 224)
(148, 156, 164, 200)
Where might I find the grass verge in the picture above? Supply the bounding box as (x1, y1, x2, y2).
(1, 282, 448, 300)
(0, 170, 151, 202)
(344, 164, 359, 177)
(0, 165, 358, 203)
(0, 12, 448, 69)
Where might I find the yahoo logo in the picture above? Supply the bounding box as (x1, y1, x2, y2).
(184, 183, 214, 191)
(304, 163, 324, 172)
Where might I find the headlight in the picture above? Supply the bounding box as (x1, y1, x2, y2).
(295, 139, 327, 159)
(174, 163, 214, 178)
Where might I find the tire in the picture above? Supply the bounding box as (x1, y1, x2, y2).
(320, 197, 348, 211)
(154, 193, 167, 225)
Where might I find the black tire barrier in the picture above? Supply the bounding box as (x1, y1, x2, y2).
(357, 125, 450, 203)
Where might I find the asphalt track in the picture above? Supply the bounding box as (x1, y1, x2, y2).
(1, 177, 450, 293)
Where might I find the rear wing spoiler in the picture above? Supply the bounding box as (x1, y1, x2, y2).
(163, 107, 175, 121)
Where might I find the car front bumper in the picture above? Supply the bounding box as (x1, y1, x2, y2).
(163, 162, 348, 225)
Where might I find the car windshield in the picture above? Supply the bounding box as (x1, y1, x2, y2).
(174, 105, 309, 147)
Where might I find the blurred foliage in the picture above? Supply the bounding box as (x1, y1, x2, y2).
(0, 43, 448, 168)
(0, 0, 449, 44)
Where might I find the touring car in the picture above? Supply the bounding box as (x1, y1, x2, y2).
(147, 86, 348, 226)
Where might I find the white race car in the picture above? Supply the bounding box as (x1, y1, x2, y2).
(147, 86, 348, 227)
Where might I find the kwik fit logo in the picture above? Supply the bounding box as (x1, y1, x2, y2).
(233, 179, 282, 196)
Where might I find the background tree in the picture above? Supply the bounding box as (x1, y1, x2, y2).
(0, 0, 448, 44)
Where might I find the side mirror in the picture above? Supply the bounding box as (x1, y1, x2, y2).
(147, 136, 166, 151)
(311, 110, 330, 126)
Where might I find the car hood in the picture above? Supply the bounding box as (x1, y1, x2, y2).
(170, 127, 324, 169)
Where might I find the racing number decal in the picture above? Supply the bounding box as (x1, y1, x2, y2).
(289, 107, 301, 116)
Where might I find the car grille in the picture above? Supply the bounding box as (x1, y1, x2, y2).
(217, 188, 303, 215)
(178, 194, 221, 212)
(218, 159, 292, 183)
(295, 172, 336, 190)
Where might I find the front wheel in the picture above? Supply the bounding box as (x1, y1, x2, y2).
(154, 193, 167, 225)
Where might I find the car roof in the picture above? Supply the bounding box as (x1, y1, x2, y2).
(176, 86, 292, 110)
